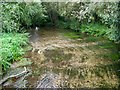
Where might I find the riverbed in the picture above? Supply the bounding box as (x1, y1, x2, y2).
(25, 27, 120, 88)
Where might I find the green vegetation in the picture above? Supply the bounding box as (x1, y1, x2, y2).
(64, 32, 81, 39)
(0, 33, 29, 70)
(81, 23, 111, 37)
(55, 2, 119, 42)
(57, 19, 81, 32)
(1, 2, 46, 33)
(1, 2, 119, 40)
(0, 1, 119, 85)
(1, 3, 21, 33)
(0, 2, 46, 71)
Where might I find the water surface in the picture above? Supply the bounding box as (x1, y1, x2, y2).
(25, 27, 120, 88)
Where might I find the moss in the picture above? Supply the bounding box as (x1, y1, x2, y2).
(64, 32, 81, 39)
(97, 53, 119, 61)
(84, 36, 103, 43)
(99, 41, 118, 51)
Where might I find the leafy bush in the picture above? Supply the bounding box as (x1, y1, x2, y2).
(55, 2, 119, 41)
(69, 19, 81, 32)
(1, 3, 21, 32)
(19, 2, 47, 28)
(94, 2, 118, 28)
(0, 33, 29, 70)
(1, 2, 47, 32)
(57, 19, 81, 32)
(81, 23, 111, 37)
(0, 2, 47, 71)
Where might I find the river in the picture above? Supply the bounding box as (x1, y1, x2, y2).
(25, 27, 120, 88)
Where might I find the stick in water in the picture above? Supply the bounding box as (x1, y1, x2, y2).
(0, 67, 28, 85)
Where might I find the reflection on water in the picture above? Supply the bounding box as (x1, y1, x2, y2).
(26, 27, 120, 88)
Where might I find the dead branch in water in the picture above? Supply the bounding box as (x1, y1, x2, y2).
(0, 67, 28, 85)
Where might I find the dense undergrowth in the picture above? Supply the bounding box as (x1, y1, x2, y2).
(57, 20, 119, 42)
(58, 21, 108, 35)
(0, 2, 46, 71)
(0, 33, 29, 70)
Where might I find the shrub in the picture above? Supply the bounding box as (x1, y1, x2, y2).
(19, 2, 47, 28)
(1, 3, 21, 33)
(57, 19, 81, 32)
(1, 2, 47, 32)
(81, 23, 111, 37)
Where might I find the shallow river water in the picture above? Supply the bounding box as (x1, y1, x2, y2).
(25, 27, 120, 88)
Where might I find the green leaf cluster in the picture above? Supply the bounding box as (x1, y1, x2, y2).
(0, 33, 29, 70)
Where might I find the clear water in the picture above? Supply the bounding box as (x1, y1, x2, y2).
(25, 27, 120, 88)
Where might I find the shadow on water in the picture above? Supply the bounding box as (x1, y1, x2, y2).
(26, 27, 120, 88)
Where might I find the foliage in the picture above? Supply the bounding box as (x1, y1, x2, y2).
(81, 23, 119, 41)
(0, 2, 47, 71)
(19, 2, 47, 28)
(55, 2, 119, 41)
(94, 2, 118, 27)
(81, 23, 111, 36)
(90, 2, 119, 41)
(0, 33, 29, 70)
(73, 2, 119, 41)
(59, 2, 118, 27)
(58, 21, 113, 40)
(1, 2, 47, 32)
(69, 19, 81, 32)
(57, 19, 81, 32)
(70, 2, 93, 23)
(1, 3, 21, 32)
